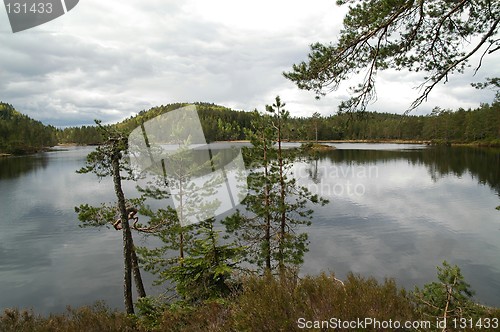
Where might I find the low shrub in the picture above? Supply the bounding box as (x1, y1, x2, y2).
(2, 268, 498, 331)
(230, 271, 414, 331)
(0, 302, 137, 332)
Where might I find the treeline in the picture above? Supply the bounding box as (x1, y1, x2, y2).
(0, 103, 58, 154)
(71, 101, 500, 145)
(2, 100, 499, 154)
(316, 103, 500, 143)
(57, 126, 103, 145)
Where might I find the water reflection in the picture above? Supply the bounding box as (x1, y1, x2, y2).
(304, 145, 500, 196)
(0, 144, 499, 314)
(0, 154, 49, 179)
(297, 145, 500, 307)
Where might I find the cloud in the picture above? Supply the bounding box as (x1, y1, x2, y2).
(0, 0, 498, 126)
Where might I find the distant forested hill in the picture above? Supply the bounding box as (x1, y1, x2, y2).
(115, 102, 254, 142)
(2, 100, 499, 153)
(0, 102, 58, 154)
(118, 101, 498, 144)
(56, 102, 255, 144)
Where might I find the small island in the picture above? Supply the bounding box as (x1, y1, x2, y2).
(301, 142, 336, 151)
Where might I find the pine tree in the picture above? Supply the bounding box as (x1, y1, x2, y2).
(225, 97, 328, 275)
(413, 261, 485, 330)
(75, 121, 146, 314)
(285, 0, 500, 112)
(134, 116, 243, 303)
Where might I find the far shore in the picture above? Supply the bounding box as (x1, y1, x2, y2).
(220, 139, 500, 147)
(219, 139, 431, 144)
(306, 139, 431, 144)
(57, 143, 80, 147)
(1, 139, 497, 158)
(216, 139, 431, 144)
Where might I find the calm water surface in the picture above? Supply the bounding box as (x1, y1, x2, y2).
(0, 144, 499, 314)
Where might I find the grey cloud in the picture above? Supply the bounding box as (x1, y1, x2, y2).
(0, 0, 498, 126)
(1, 0, 326, 124)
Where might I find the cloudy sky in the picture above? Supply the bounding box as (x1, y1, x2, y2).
(1, 0, 499, 127)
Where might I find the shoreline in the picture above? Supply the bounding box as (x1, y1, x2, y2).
(318, 139, 430, 144)
(57, 143, 80, 147)
(2, 140, 498, 158)
(220, 139, 500, 147)
(217, 139, 431, 144)
(289, 139, 500, 147)
(297, 139, 431, 145)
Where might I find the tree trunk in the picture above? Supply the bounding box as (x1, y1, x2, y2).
(178, 177, 185, 264)
(130, 238, 147, 298)
(263, 132, 271, 271)
(111, 150, 135, 314)
(277, 113, 286, 274)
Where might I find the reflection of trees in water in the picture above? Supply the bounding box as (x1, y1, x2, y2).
(420, 148, 500, 196)
(307, 147, 500, 197)
(304, 154, 321, 184)
(0, 155, 49, 180)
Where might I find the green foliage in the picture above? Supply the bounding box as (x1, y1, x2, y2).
(162, 220, 243, 303)
(114, 102, 253, 143)
(76, 122, 147, 314)
(413, 261, 488, 330)
(1, 272, 413, 332)
(75, 203, 116, 228)
(0, 102, 58, 154)
(225, 97, 328, 274)
(135, 207, 190, 275)
(285, 0, 499, 112)
(75, 121, 132, 178)
(57, 125, 104, 145)
(135, 296, 169, 331)
(3, 267, 500, 331)
(3, 100, 498, 153)
(313, 102, 500, 142)
(75, 198, 144, 229)
(224, 111, 277, 271)
(75, 122, 143, 229)
(135, 116, 244, 304)
(139, 217, 242, 305)
(0, 102, 254, 148)
(115, 99, 499, 144)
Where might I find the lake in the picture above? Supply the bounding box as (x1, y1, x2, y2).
(1, 143, 499, 314)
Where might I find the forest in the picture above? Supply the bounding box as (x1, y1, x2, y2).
(0, 102, 58, 154)
(1, 100, 499, 155)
